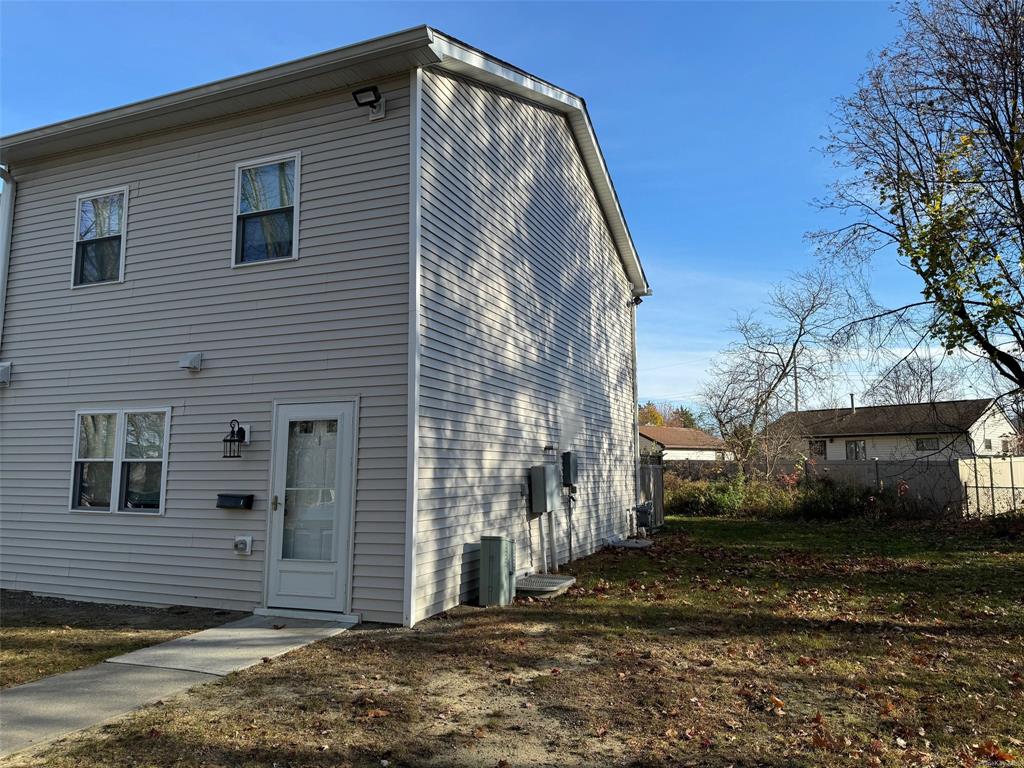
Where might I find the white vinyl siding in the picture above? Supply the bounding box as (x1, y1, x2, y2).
(412, 70, 636, 622)
(817, 434, 973, 461)
(662, 448, 733, 461)
(968, 406, 1016, 456)
(0, 79, 410, 620)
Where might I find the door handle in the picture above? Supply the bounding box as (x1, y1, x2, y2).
(271, 495, 279, 511)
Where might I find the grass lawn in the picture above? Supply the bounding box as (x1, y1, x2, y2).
(0, 591, 245, 688)
(5, 516, 1023, 767)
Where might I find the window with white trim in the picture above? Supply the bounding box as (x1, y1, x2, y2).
(72, 408, 170, 514)
(233, 153, 299, 265)
(73, 188, 128, 286)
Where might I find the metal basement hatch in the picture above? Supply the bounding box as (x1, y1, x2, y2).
(515, 573, 576, 598)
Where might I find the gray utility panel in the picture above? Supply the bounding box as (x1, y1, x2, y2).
(479, 536, 516, 607)
(529, 464, 561, 517)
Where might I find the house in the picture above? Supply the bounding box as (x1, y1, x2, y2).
(638, 426, 732, 461)
(0, 27, 650, 627)
(775, 398, 1017, 461)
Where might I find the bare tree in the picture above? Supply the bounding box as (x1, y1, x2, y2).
(817, 0, 1024, 389)
(863, 354, 962, 404)
(702, 268, 844, 473)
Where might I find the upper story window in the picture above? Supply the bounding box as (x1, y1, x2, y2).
(915, 437, 940, 451)
(73, 187, 128, 286)
(71, 408, 170, 514)
(233, 153, 300, 266)
(808, 439, 826, 458)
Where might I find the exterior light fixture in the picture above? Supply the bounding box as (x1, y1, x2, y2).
(352, 86, 381, 107)
(222, 420, 246, 459)
(351, 86, 386, 121)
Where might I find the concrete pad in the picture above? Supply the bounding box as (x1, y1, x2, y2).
(105, 614, 350, 676)
(0, 663, 216, 756)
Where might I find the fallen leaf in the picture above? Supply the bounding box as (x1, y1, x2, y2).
(973, 740, 1016, 762)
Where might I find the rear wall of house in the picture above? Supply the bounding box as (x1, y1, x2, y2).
(811, 435, 974, 461)
(413, 70, 636, 622)
(0, 78, 411, 622)
(968, 408, 1016, 455)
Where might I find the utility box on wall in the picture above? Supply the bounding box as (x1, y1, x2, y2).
(561, 451, 578, 487)
(479, 536, 516, 607)
(529, 464, 561, 517)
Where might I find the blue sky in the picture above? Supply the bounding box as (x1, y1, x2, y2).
(1, 1, 913, 408)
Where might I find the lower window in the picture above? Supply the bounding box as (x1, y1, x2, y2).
(845, 439, 867, 461)
(71, 408, 170, 514)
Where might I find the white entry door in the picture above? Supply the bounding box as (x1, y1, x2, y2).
(267, 402, 355, 613)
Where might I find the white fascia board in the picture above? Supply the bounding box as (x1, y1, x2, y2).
(428, 31, 650, 297)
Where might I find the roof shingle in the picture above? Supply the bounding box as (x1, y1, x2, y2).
(774, 398, 996, 437)
(638, 426, 726, 450)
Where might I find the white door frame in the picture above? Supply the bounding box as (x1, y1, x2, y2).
(263, 398, 358, 615)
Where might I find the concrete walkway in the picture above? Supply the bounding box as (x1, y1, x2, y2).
(0, 614, 352, 758)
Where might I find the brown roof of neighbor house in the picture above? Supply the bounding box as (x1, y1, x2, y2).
(638, 426, 727, 450)
(774, 398, 997, 438)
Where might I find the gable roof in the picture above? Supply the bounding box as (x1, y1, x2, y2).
(774, 398, 997, 438)
(0, 26, 648, 296)
(638, 426, 727, 450)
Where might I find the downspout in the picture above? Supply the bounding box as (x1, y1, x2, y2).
(0, 166, 16, 360)
(630, 292, 640, 535)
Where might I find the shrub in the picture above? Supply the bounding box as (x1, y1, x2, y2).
(664, 476, 796, 518)
(664, 474, 946, 521)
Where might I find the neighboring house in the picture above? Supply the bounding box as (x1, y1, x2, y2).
(0, 27, 650, 627)
(775, 398, 1018, 462)
(638, 426, 732, 461)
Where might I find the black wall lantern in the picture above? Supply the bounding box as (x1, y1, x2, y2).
(222, 420, 246, 459)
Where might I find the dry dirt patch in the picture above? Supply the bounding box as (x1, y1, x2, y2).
(3, 517, 1023, 767)
(0, 590, 245, 688)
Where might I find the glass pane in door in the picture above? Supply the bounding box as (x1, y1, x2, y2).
(282, 419, 338, 560)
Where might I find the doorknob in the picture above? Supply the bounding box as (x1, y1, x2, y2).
(271, 495, 279, 511)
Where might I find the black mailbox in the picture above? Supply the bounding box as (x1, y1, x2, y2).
(216, 493, 254, 510)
